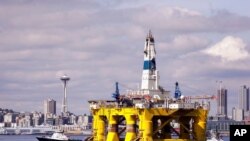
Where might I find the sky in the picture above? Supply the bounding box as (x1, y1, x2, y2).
(1, 0, 250, 116)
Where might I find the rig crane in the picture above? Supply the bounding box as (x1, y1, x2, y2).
(186, 95, 216, 100)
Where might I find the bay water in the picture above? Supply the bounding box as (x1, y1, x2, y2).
(0, 135, 87, 141)
(0, 135, 229, 141)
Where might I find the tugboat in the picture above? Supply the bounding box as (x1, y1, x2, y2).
(36, 131, 82, 141)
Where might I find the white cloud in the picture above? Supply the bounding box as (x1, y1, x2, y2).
(203, 36, 249, 61)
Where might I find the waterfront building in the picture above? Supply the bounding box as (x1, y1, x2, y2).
(76, 114, 92, 129)
(17, 112, 33, 127)
(32, 112, 44, 126)
(0, 113, 3, 122)
(69, 114, 77, 125)
(76, 115, 83, 125)
(44, 99, 56, 122)
(24, 113, 33, 127)
(54, 115, 70, 125)
(239, 85, 249, 113)
(243, 111, 250, 124)
(46, 117, 55, 125)
(82, 115, 92, 129)
(207, 117, 244, 135)
(3, 113, 18, 127)
(4, 113, 16, 123)
(54, 115, 62, 126)
(232, 107, 244, 121)
(217, 88, 228, 118)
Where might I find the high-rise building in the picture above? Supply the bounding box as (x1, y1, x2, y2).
(44, 99, 56, 119)
(239, 85, 249, 112)
(217, 88, 227, 117)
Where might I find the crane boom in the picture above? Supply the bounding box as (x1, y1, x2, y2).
(186, 95, 216, 100)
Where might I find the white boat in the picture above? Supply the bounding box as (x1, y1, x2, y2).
(36, 131, 82, 141)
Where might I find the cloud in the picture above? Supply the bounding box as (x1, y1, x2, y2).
(163, 35, 209, 50)
(1, 1, 250, 115)
(133, 6, 250, 34)
(203, 36, 249, 61)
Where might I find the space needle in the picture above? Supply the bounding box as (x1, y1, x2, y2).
(60, 74, 70, 116)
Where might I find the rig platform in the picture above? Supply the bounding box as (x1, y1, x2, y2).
(85, 31, 210, 141)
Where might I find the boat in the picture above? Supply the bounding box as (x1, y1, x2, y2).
(36, 131, 82, 141)
(85, 31, 212, 141)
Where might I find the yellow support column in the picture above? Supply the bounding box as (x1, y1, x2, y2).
(125, 115, 136, 141)
(193, 110, 208, 141)
(141, 110, 153, 141)
(107, 115, 119, 141)
(95, 115, 105, 141)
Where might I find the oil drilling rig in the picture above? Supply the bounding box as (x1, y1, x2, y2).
(86, 32, 212, 141)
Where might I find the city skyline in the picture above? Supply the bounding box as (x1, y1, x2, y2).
(1, 1, 250, 115)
